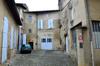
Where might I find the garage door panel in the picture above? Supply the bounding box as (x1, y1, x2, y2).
(45, 43, 52, 50)
(41, 43, 46, 49)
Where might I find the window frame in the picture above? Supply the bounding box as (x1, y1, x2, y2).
(92, 21, 100, 48)
(38, 19, 43, 29)
(41, 38, 46, 43)
(72, 30, 77, 48)
(28, 29, 32, 33)
(28, 15, 32, 22)
(47, 38, 52, 42)
(48, 19, 54, 29)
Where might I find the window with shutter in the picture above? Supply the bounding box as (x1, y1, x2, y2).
(48, 19, 53, 29)
(41, 20, 43, 29)
(38, 19, 43, 29)
(28, 15, 32, 22)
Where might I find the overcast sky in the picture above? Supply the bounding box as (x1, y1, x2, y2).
(15, 0, 59, 11)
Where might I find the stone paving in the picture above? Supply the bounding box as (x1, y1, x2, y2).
(9, 51, 76, 66)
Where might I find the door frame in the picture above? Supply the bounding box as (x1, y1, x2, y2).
(41, 37, 53, 50)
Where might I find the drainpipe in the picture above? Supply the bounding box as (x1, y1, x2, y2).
(84, 0, 95, 66)
(36, 13, 38, 50)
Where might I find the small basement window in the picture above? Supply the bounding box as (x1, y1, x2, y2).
(29, 29, 32, 33)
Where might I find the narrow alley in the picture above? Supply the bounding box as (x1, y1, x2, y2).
(0, 0, 100, 66)
(9, 51, 75, 66)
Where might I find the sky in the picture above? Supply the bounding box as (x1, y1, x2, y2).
(15, 0, 59, 11)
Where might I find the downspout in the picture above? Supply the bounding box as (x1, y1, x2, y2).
(36, 13, 38, 50)
(84, 0, 95, 66)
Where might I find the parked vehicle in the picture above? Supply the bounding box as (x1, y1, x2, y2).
(20, 44, 32, 54)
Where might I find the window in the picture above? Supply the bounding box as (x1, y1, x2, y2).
(47, 38, 52, 42)
(28, 15, 32, 22)
(92, 21, 100, 48)
(72, 30, 77, 48)
(29, 29, 32, 33)
(41, 38, 46, 43)
(70, 6, 75, 26)
(38, 19, 43, 29)
(71, 8, 74, 20)
(48, 19, 53, 29)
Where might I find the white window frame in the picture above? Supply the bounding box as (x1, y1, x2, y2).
(28, 15, 32, 22)
(38, 19, 43, 29)
(48, 19, 53, 29)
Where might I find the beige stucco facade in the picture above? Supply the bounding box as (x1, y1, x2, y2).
(88, 0, 100, 21)
(0, 0, 20, 65)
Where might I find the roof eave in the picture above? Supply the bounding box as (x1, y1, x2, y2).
(5, 0, 22, 25)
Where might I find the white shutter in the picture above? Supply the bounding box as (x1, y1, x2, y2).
(38, 19, 43, 29)
(10, 27, 14, 49)
(41, 20, 43, 29)
(51, 19, 53, 28)
(3, 17, 9, 33)
(71, 8, 74, 20)
(14, 30, 17, 48)
(38, 20, 40, 29)
(48, 19, 51, 28)
(23, 34, 26, 45)
(48, 19, 53, 28)
(2, 17, 9, 63)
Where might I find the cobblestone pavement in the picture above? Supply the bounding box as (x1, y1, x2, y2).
(9, 51, 76, 66)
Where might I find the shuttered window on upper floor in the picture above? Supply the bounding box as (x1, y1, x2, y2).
(38, 19, 43, 29)
(28, 15, 32, 22)
(48, 19, 53, 29)
(29, 29, 32, 33)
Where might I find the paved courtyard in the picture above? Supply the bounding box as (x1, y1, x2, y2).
(9, 51, 76, 66)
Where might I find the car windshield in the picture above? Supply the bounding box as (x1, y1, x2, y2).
(25, 44, 31, 48)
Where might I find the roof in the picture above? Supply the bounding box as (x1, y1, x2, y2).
(24, 10, 60, 14)
(16, 3, 28, 10)
(5, 0, 22, 25)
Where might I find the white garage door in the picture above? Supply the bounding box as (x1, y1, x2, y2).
(41, 38, 53, 50)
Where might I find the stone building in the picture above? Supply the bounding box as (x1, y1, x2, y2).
(23, 12, 37, 50)
(59, 0, 69, 51)
(16, 3, 28, 52)
(23, 10, 61, 50)
(0, 0, 22, 65)
(36, 11, 61, 50)
(59, 0, 100, 66)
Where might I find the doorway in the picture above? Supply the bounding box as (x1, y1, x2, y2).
(41, 37, 53, 50)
